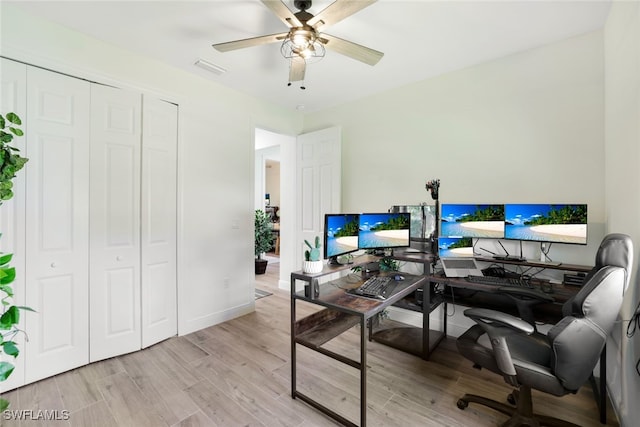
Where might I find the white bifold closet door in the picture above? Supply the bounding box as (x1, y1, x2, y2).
(23, 66, 91, 383)
(89, 85, 142, 362)
(141, 96, 178, 348)
(1, 59, 178, 383)
(89, 88, 178, 360)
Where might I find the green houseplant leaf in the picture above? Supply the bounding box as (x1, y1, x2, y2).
(0, 112, 32, 411)
(2, 341, 19, 358)
(0, 361, 15, 381)
(0, 306, 20, 330)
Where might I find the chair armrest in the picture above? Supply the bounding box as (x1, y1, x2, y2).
(463, 307, 535, 382)
(464, 308, 536, 334)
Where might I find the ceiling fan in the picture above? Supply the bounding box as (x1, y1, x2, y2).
(212, 0, 384, 86)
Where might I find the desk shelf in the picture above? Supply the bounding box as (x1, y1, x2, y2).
(295, 308, 360, 349)
(371, 321, 445, 358)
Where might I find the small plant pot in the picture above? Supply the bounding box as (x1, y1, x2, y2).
(255, 259, 268, 275)
(302, 260, 323, 274)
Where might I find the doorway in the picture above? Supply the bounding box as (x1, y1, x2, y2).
(254, 128, 288, 290)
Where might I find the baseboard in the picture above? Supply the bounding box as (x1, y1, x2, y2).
(178, 302, 254, 336)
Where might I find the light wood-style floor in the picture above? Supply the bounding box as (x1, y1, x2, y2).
(0, 258, 619, 426)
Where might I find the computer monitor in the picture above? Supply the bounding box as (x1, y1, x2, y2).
(389, 204, 436, 252)
(358, 212, 410, 250)
(504, 204, 587, 245)
(323, 213, 360, 263)
(440, 204, 505, 238)
(438, 237, 475, 258)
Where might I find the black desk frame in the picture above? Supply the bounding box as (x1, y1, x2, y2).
(290, 256, 429, 427)
(290, 255, 607, 425)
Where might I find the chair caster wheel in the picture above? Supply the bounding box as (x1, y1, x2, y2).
(507, 393, 516, 405)
(457, 399, 468, 410)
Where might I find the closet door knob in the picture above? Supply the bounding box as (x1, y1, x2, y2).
(50, 262, 57, 268)
(116, 256, 123, 261)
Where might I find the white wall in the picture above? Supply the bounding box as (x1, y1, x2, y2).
(604, 1, 640, 425)
(304, 30, 606, 269)
(0, 4, 303, 336)
(266, 161, 281, 207)
(303, 23, 640, 424)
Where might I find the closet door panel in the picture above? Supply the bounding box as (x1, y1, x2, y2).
(0, 58, 27, 391)
(141, 96, 177, 347)
(89, 85, 141, 362)
(24, 67, 90, 383)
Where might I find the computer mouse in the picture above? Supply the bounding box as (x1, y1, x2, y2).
(394, 274, 404, 281)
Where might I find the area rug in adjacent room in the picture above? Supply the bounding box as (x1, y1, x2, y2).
(255, 288, 273, 300)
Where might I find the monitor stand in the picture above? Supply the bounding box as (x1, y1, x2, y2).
(328, 255, 354, 265)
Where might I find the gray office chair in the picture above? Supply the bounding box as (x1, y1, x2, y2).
(456, 233, 633, 426)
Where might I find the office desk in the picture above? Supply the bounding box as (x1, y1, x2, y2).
(290, 259, 428, 427)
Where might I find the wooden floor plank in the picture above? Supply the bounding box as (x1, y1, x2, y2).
(183, 379, 264, 427)
(69, 400, 119, 427)
(96, 371, 170, 427)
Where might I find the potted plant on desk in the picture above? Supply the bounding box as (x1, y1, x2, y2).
(303, 236, 323, 274)
(255, 209, 275, 275)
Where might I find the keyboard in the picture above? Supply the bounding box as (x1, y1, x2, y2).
(466, 275, 533, 288)
(350, 276, 395, 299)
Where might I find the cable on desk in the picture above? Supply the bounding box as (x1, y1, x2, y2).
(446, 286, 456, 317)
(626, 300, 640, 339)
(540, 242, 554, 262)
(626, 300, 640, 376)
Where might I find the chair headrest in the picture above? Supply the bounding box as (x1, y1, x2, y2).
(594, 233, 633, 291)
(563, 233, 633, 317)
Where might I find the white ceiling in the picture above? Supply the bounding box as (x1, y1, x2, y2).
(8, 0, 612, 112)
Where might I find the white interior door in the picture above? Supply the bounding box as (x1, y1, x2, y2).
(89, 84, 142, 362)
(0, 58, 27, 391)
(296, 127, 342, 266)
(141, 96, 178, 348)
(24, 66, 91, 383)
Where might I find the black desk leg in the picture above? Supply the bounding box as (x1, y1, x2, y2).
(599, 347, 606, 424)
(361, 316, 367, 426)
(589, 345, 607, 424)
(291, 278, 297, 399)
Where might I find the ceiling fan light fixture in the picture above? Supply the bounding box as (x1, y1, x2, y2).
(291, 30, 313, 49)
(281, 35, 325, 64)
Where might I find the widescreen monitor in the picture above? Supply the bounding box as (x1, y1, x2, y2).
(358, 212, 410, 250)
(440, 204, 505, 239)
(438, 237, 475, 258)
(504, 204, 587, 245)
(323, 213, 359, 263)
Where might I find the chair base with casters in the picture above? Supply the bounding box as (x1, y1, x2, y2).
(457, 386, 581, 427)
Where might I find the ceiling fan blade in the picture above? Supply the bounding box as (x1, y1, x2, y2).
(212, 32, 288, 52)
(289, 57, 306, 82)
(261, 0, 303, 28)
(320, 33, 383, 66)
(308, 0, 377, 30)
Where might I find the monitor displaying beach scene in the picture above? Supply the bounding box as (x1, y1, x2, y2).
(440, 204, 505, 238)
(504, 204, 587, 245)
(438, 237, 474, 258)
(358, 213, 410, 249)
(324, 214, 360, 259)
